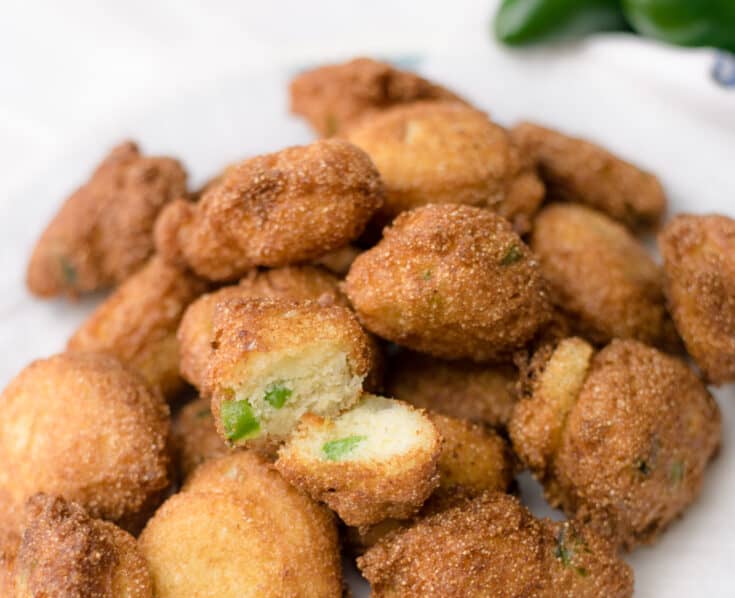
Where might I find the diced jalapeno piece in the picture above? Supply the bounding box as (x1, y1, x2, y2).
(59, 256, 77, 285)
(264, 382, 292, 409)
(221, 399, 260, 441)
(500, 244, 523, 266)
(322, 435, 367, 461)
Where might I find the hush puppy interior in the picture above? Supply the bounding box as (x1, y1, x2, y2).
(27, 141, 187, 298)
(510, 338, 721, 549)
(140, 451, 342, 598)
(347, 101, 544, 232)
(289, 57, 465, 137)
(67, 256, 208, 399)
(177, 265, 347, 391)
(531, 203, 679, 349)
(659, 213, 735, 383)
(358, 492, 634, 598)
(207, 298, 376, 445)
(276, 394, 441, 526)
(385, 350, 518, 428)
(344, 204, 551, 362)
(511, 121, 666, 230)
(0, 352, 170, 532)
(154, 139, 384, 281)
(13, 493, 152, 598)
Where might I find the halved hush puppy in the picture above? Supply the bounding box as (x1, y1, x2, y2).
(14, 494, 152, 598)
(347, 101, 544, 232)
(385, 350, 518, 428)
(177, 265, 348, 391)
(141, 451, 342, 598)
(207, 298, 375, 445)
(27, 141, 187, 297)
(531, 203, 680, 350)
(510, 338, 721, 549)
(154, 139, 384, 281)
(0, 353, 170, 532)
(659, 214, 735, 384)
(289, 57, 465, 137)
(344, 204, 552, 362)
(67, 256, 208, 399)
(511, 121, 666, 230)
(358, 492, 634, 598)
(276, 394, 441, 526)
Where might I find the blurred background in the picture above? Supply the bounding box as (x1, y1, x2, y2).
(1, 0, 732, 194)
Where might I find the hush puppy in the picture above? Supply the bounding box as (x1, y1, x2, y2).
(531, 204, 679, 349)
(171, 396, 230, 480)
(510, 338, 721, 549)
(385, 350, 518, 428)
(155, 139, 384, 281)
(67, 256, 208, 399)
(358, 492, 634, 598)
(289, 57, 465, 137)
(659, 214, 735, 383)
(207, 298, 376, 445)
(140, 451, 342, 598)
(27, 141, 187, 297)
(0, 353, 170, 532)
(276, 394, 441, 526)
(512, 121, 666, 230)
(13, 494, 152, 598)
(344, 204, 552, 362)
(347, 102, 544, 232)
(177, 265, 347, 390)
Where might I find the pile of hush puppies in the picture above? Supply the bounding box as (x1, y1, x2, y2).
(1, 57, 733, 597)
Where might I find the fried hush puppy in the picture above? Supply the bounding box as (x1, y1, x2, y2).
(385, 350, 518, 428)
(347, 101, 544, 233)
(0, 527, 19, 597)
(531, 203, 679, 349)
(510, 338, 721, 549)
(659, 214, 735, 383)
(0, 352, 170, 532)
(67, 256, 208, 399)
(207, 298, 376, 446)
(177, 265, 347, 390)
(155, 139, 384, 281)
(358, 492, 634, 598)
(27, 141, 187, 298)
(13, 494, 152, 598)
(347, 412, 517, 552)
(289, 57, 465, 137)
(511, 121, 666, 230)
(276, 394, 441, 526)
(140, 451, 342, 598)
(171, 396, 230, 480)
(344, 204, 552, 362)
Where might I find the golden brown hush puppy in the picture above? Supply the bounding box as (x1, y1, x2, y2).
(171, 396, 231, 480)
(659, 214, 735, 384)
(0, 352, 170, 532)
(27, 141, 187, 298)
(510, 338, 721, 550)
(154, 139, 384, 281)
(276, 395, 441, 526)
(140, 451, 342, 598)
(207, 298, 376, 446)
(347, 102, 544, 233)
(344, 204, 552, 362)
(13, 494, 152, 598)
(385, 350, 518, 428)
(358, 492, 634, 598)
(531, 203, 680, 349)
(0, 527, 19, 597)
(511, 121, 666, 230)
(67, 256, 208, 399)
(289, 57, 465, 137)
(177, 265, 348, 390)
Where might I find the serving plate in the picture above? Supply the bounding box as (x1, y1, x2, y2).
(1, 50, 733, 595)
